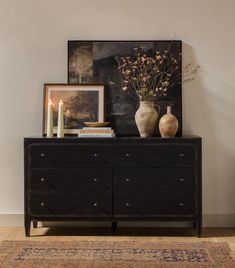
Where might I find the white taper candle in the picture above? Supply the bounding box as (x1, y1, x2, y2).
(57, 99, 64, 138)
(46, 99, 54, 137)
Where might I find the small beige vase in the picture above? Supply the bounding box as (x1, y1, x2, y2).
(159, 106, 179, 138)
(135, 101, 158, 137)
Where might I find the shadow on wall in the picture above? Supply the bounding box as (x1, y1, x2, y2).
(182, 42, 235, 217)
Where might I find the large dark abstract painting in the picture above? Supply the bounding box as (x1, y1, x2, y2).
(68, 41, 182, 136)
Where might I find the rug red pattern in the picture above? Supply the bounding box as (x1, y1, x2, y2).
(0, 240, 234, 267)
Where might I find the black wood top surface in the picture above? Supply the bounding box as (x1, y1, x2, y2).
(24, 135, 201, 145)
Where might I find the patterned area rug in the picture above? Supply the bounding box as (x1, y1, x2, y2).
(0, 240, 234, 267)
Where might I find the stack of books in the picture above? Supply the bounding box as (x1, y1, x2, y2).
(78, 127, 115, 138)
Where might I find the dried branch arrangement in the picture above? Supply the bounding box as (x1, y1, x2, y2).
(182, 63, 200, 82)
(116, 47, 199, 102)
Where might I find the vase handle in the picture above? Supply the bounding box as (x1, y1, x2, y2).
(155, 104, 161, 114)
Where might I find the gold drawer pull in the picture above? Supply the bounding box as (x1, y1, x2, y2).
(125, 153, 131, 157)
(125, 202, 131, 207)
(93, 178, 99, 182)
(40, 178, 46, 182)
(125, 178, 130, 182)
(93, 153, 99, 157)
(40, 202, 45, 207)
(179, 178, 185, 182)
(179, 153, 185, 157)
(40, 153, 45, 157)
(93, 202, 99, 207)
(179, 202, 185, 207)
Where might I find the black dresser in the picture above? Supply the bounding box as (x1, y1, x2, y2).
(24, 136, 202, 237)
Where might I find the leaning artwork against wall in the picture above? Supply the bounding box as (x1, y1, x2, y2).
(68, 41, 182, 136)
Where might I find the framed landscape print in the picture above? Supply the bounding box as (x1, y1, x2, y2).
(68, 41, 182, 136)
(43, 84, 105, 135)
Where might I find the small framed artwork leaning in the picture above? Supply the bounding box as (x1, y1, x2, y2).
(43, 84, 105, 135)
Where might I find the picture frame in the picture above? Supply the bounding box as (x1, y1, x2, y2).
(43, 84, 105, 135)
(67, 40, 182, 136)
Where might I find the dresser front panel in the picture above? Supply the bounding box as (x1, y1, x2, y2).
(28, 144, 112, 168)
(30, 168, 112, 193)
(30, 193, 112, 217)
(113, 144, 197, 167)
(113, 168, 196, 193)
(24, 137, 202, 236)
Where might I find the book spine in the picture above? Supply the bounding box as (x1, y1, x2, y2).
(82, 127, 112, 130)
(79, 129, 114, 134)
(78, 133, 116, 138)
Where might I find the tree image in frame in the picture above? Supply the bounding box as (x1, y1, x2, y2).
(69, 42, 93, 83)
(63, 91, 98, 129)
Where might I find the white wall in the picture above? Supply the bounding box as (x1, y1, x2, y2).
(1, 0, 235, 226)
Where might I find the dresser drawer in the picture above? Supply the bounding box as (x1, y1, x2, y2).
(113, 144, 197, 167)
(114, 194, 195, 217)
(30, 193, 112, 217)
(28, 144, 112, 167)
(114, 168, 196, 193)
(30, 168, 112, 193)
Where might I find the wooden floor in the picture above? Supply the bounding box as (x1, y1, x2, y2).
(0, 227, 234, 259)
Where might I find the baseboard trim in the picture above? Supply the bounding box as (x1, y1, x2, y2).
(203, 213, 235, 227)
(0, 214, 24, 226)
(0, 214, 234, 227)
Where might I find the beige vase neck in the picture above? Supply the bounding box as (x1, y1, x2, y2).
(167, 106, 172, 114)
(139, 101, 155, 107)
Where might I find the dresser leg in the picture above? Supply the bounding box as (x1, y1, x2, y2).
(25, 217, 31, 237)
(193, 221, 196, 229)
(197, 221, 202, 238)
(111, 222, 117, 232)
(33, 221, 38, 228)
